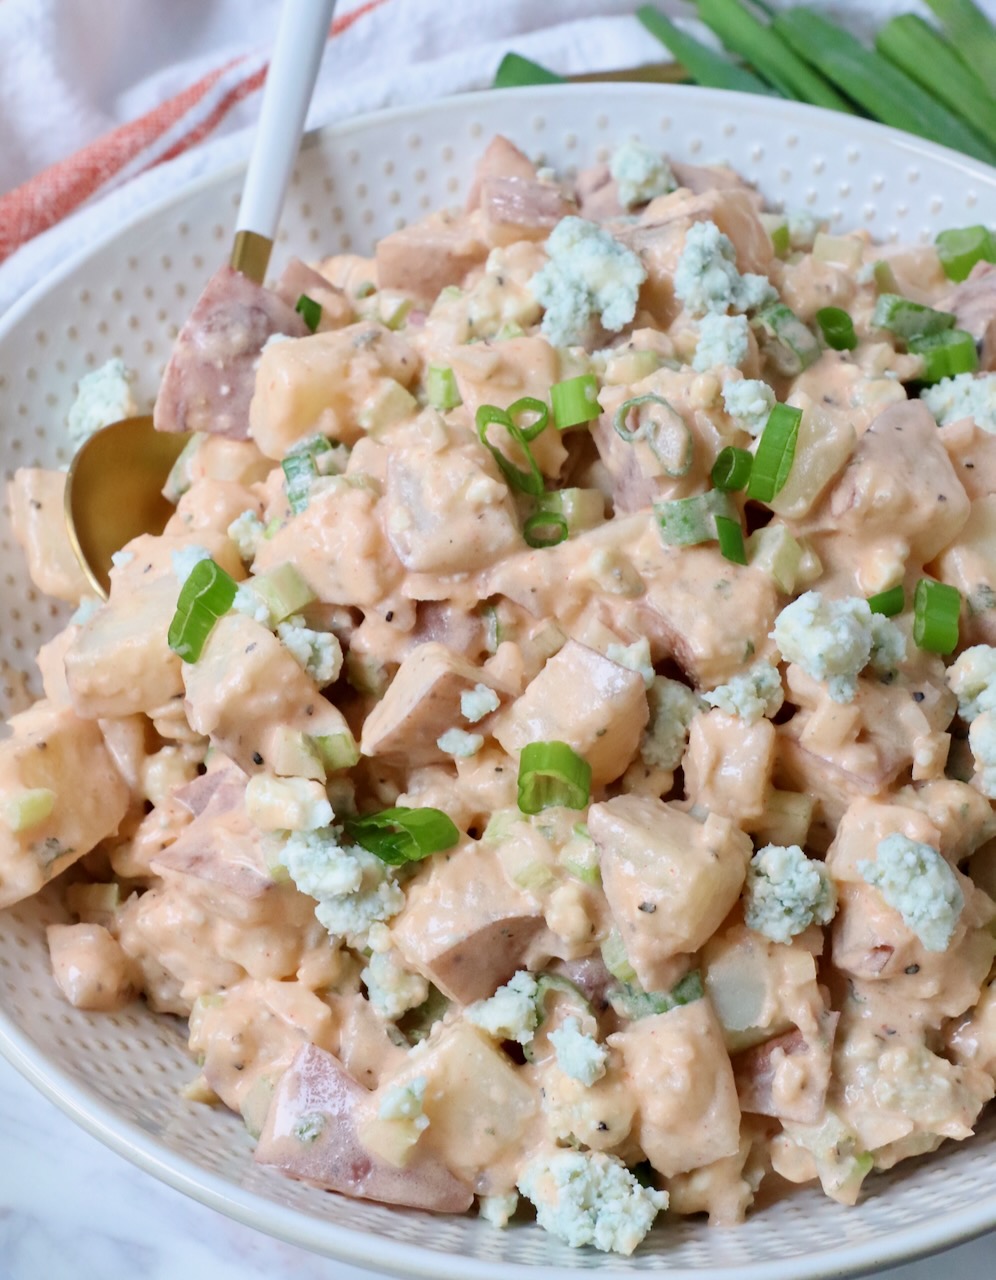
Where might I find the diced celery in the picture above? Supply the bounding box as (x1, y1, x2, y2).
(358, 379, 418, 433)
(559, 825, 601, 884)
(314, 730, 360, 772)
(760, 213, 790, 258)
(65, 882, 120, 918)
(162, 432, 204, 504)
(747, 523, 804, 594)
(873, 260, 901, 294)
(268, 727, 326, 782)
(2, 787, 55, 832)
(600, 929, 637, 983)
(381, 295, 413, 331)
(240, 1075, 276, 1139)
(751, 789, 814, 848)
(250, 563, 316, 625)
(752, 303, 821, 377)
(426, 365, 462, 411)
(513, 862, 558, 894)
(537, 488, 605, 534)
(768, 403, 854, 521)
(812, 233, 864, 270)
(602, 349, 662, 386)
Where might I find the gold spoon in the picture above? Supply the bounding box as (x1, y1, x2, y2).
(65, 0, 336, 599)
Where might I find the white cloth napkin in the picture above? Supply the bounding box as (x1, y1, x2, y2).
(0, 0, 970, 317)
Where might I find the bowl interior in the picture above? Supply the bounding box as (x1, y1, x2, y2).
(0, 84, 994, 1279)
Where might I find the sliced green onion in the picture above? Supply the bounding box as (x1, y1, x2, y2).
(763, 216, 790, 258)
(751, 302, 821, 376)
(872, 294, 955, 341)
(867, 585, 905, 617)
(523, 511, 569, 549)
(383, 297, 412, 331)
(168, 557, 238, 662)
(654, 489, 736, 548)
(747, 403, 803, 505)
(715, 514, 748, 566)
(613, 394, 693, 477)
(517, 740, 592, 814)
(908, 328, 980, 383)
(250, 563, 316, 624)
(813, 234, 863, 270)
(551, 374, 600, 429)
(816, 306, 858, 351)
(343, 806, 460, 865)
(506, 396, 549, 441)
(534, 973, 591, 1016)
(281, 452, 318, 515)
(537, 487, 604, 533)
(295, 294, 322, 333)
(426, 364, 462, 411)
(600, 929, 637, 984)
(913, 579, 961, 654)
(313, 731, 360, 772)
(873, 260, 901, 295)
(711, 446, 753, 492)
(608, 970, 704, 1020)
(476, 403, 544, 496)
(935, 226, 996, 283)
(637, 4, 776, 95)
(493, 51, 564, 88)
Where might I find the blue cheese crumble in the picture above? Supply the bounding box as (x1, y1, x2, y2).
(703, 662, 783, 725)
(969, 711, 996, 797)
(436, 727, 484, 757)
(605, 637, 655, 689)
(361, 945, 429, 1021)
(228, 510, 266, 562)
(517, 1149, 667, 1256)
(549, 1016, 608, 1086)
(946, 644, 996, 721)
(641, 676, 701, 771)
(377, 1077, 430, 1136)
(674, 220, 776, 318)
(277, 618, 342, 686)
(921, 372, 996, 433)
(67, 358, 137, 449)
(722, 377, 775, 436)
(609, 140, 676, 210)
(693, 313, 749, 372)
(278, 827, 405, 944)
(744, 843, 837, 943)
(478, 1193, 519, 1228)
(530, 217, 647, 346)
(466, 970, 539, 1044)
(859, 833, 964, 952)
(771, 590, 906, 703)
(460, 682, 500, 723)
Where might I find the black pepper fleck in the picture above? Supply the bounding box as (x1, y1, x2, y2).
(638, 901, 657, 914)
(252, 751, 264, 766)
(905, 964, 920, 975)
(912, 691, 925, 703)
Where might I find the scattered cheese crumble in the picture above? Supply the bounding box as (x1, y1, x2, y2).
(674, 220, 776, 318)
(228, 510, 266, 562)
(693, 313, 749, 372)
(921, 372, 996, 433)
(609, 140, 675, 210)
(722, 377, 775, 436)
(466, 970, 539, 1045)
(517, 1149, 667, 1256)
(946, 644, 996, 722)
(278, 828, 405, 944)
(478, 1193, 519, 1228)
(436, 727, 484, 757)
(530, 216, 647, 346)
(703, 662, 783, 725)
(461, 682, 500, 723)
(378, 1076, 430, 1134)
(277, 618, 343, 686)
(641, 676, 701, 771)
(67, 358, 137, 449)
(859, 833, 964, 952)
(969, 710, 996, 798)
(744, 843, 837, 943)
(361, 948, 429, 1021)
(549, 1016, 608, 1086)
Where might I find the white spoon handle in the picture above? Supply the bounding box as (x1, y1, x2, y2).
(234, 0, 337, 251)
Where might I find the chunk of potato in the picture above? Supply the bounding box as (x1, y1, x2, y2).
(8, 469, 90, 603)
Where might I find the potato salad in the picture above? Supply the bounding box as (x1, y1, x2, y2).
(4, 134, 996, 1257)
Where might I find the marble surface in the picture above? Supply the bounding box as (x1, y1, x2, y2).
(0, 1053, 990, 1280)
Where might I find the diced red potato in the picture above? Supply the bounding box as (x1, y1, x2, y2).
(383, 436, 524, 575)
(271, 257, 354, 331)
(173, 765, 247, 818)
(374, 211, 489, 304)
(465, 135, 539, 210)
(249, 322, 420, 459)
(933, 495, 996, 648)
(733, 1014, 838, 1126)
(683, 710, 776, 826)
(254, 482, 402, 607)
(479, 176, 575, 248)
(7, 469, 90, 603)
(613, 1000, 742, 1177)
(939, 418, 996, 502)
(635, 546, 780, 688)
(188, 977, 336, 1117)
(575, 163, 623, 222)
(64, 575, 186, 719)
(150, 802, 273, 899)
(255, 1043, 473, 1212)
(182, 612, 350, 775)
(0, 701, 130, 909)
(328, 992, 408, 1089)
(493, 640, 648, 788)
(814, 399, 970, 571)
(945, 979, 996, 1078)
(938, 260, 996, 369)
(316, 253, 378, 294)
(360, 642, 511, 768)
(46, 922, 136, 1012)
(670, 161, 763, 203)
(153, 266, 307, 439)
(391, 840, 546, 1003)
(589, 796, 751, 991)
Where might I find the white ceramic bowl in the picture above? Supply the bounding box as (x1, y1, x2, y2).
(1, 84, 995, 1279)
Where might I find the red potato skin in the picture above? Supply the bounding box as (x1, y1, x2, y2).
(465, 135, 538, 211)
(153, 266, 307, 439)
(255, 1044, 473, 1212)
